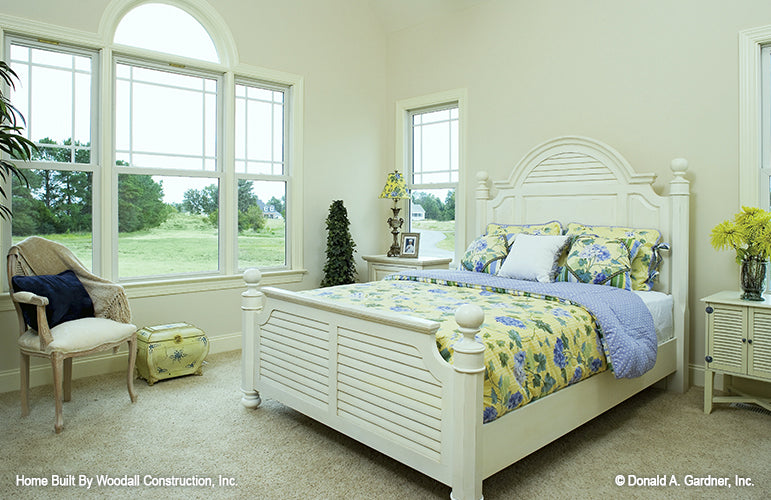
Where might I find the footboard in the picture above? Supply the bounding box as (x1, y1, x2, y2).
(240, 269, 486, 500)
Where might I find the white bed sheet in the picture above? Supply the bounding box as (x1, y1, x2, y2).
(634, 290, 674, 343)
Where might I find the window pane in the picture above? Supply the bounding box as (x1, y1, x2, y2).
(12, 169, 93, 270)
(10, 42, 93, 164)
(114, 3, 219, 63)
(235, 82, 286, 174)
(117, 174, 218, 278)
(115, 63, 217, 172)
(238, 180, 286, 269)
(409, 188, 455, 260)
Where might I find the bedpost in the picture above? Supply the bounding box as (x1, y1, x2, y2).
(450, 304, 485, 500)
(475, 171, 490, 237)
(668, 158, 690, 393)
(241, 268, 264, 408)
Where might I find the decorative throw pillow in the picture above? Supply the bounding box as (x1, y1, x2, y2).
(497, 234, 570, 282)
(486, 221, 563, 248)
(564, 223, 663, 291)
(12, 270, 95, 330)
(557, 235, 635, 290)
(461, 233, 509, 274)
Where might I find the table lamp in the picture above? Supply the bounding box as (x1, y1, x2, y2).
(378, 170, 410, 257)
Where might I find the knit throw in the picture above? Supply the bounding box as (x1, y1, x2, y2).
(10, 236, 132, 324)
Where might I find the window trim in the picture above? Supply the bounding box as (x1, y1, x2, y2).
(395, 89, 467, 263)
(0, 2, 305, 291)
(739, 25, 771, 207)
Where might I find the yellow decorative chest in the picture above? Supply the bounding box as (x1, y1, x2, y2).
(136, 323, 209, 385)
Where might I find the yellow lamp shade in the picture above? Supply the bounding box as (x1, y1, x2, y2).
(378, 171, 410, 200)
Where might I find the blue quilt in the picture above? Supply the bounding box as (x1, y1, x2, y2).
(386, 270, 657, 378)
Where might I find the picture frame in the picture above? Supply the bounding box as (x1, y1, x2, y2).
(400, 233, 420, 258)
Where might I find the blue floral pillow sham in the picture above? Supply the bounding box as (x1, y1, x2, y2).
(461, 233, 509, 274)
(556, 235, 638, 290)
(564, 223, 663, 291)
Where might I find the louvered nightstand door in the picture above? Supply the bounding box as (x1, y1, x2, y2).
(701, 291, 771, 414)
(749, 310, 771, 379)
(706, 303, 746, 375)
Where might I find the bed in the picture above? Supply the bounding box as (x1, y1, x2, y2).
(240, 136, 690, 500)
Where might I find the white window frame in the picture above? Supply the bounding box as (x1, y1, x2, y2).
(739, 25, 771, 208)
(2, 35, 102, 271)
(395, 89, 467, 263)
(0, 1, 305, 294)
(234, 77, 291, 269)
(112, 55, 224, 280)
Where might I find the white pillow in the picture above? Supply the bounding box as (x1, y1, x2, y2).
(497, 234, 570, 282)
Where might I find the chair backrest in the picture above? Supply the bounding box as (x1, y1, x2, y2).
(8, 236, 132, 324)
(7, 247, 30, 337)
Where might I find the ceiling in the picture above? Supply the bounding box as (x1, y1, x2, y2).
(368, 0, 489, 33)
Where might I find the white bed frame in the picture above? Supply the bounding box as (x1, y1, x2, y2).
(241, 136, 690, 500)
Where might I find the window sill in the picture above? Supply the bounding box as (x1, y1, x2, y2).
(123, 269, 308, 299)
(0, 269, 308, 311)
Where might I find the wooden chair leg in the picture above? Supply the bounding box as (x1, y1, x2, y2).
(20, 352, 30, 417)
(127, 334, 138, 403)
(63, 357, 73, 402)
(51, 353, 64, 434)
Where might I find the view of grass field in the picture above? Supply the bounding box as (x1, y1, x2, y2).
(13, 214, 286, 278)
(15, 216, 450, 278)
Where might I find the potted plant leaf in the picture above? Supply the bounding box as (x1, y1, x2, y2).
(0, 60, 36, 220)
(710, 206, 771, 300)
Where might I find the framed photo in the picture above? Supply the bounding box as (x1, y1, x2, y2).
(400, 233, 420, 258)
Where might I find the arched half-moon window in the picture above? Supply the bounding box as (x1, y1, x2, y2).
(114, 2, 219, 63)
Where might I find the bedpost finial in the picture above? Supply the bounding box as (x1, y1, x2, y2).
(455, 304, 484, 335)
(670, 158, 688, 177)
(242, 267, 264, 311)
(476, 171, 491, 202)
(453, 304, 485, 374)
(244, 267, 262, 285)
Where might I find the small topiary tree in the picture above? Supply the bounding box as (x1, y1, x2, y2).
(320, 200, 357, 287)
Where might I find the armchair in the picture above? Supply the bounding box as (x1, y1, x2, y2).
(7, 236, 137, 433)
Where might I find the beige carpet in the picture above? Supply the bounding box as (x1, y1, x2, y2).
(1, 350, 769, 500)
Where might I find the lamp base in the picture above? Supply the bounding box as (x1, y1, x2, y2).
(386, 203, 404, 257)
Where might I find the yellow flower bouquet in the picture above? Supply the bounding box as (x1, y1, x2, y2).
(710, 206, 771, 263)
(711, 206, 771, 300)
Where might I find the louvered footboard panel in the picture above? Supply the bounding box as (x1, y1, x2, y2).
(260, 311, 330, 407)
(336, 327, 443, 461)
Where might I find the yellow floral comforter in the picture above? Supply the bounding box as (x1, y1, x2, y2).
(301, 275, 607, 423)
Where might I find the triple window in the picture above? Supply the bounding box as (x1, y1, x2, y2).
(5, 7, 292, 281)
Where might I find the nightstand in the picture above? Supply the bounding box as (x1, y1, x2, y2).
(702, 291, 771, 414)
(362, 254, 452, 282)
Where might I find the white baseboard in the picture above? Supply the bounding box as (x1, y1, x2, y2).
(0, 331, 241, 395)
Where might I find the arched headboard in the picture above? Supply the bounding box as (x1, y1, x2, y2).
(475, 136, 690, 390)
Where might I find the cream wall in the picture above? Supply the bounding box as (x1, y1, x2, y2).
(384, 0, 771, 388)
(0, 0, 388, 392)
(2, 0, 768, 393)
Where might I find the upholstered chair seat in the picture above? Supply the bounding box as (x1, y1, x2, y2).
(17, 318, 138, 355)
